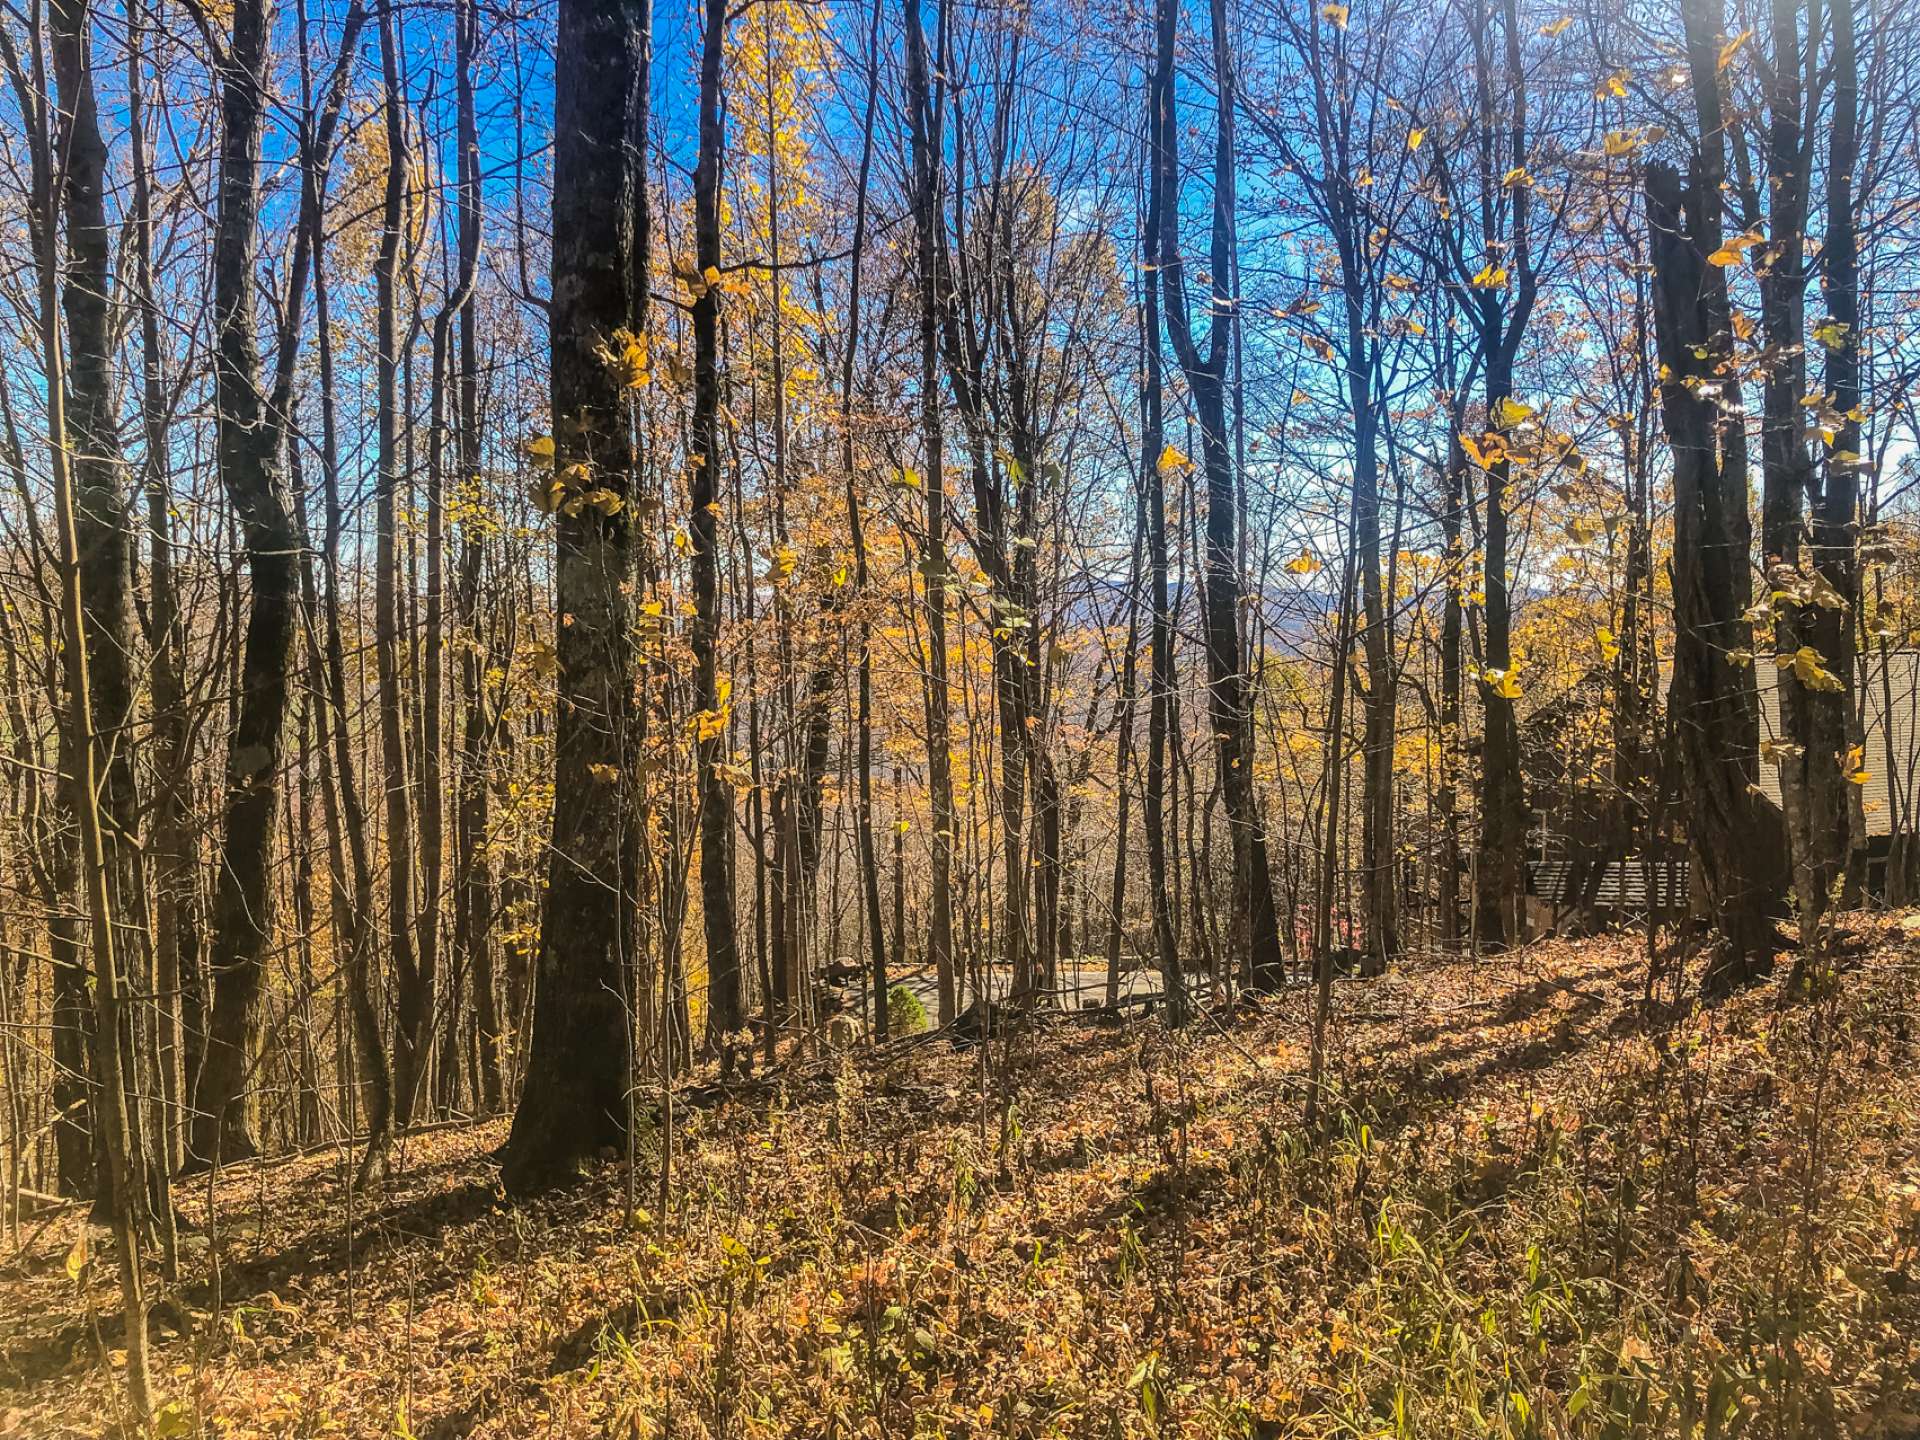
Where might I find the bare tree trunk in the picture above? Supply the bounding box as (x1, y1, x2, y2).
(126, 0, 200, 1173)
(1751, 0, 1846, 942)
(191, 0, 355, 1168)
(37, 3, 153, 1394)
(1800, 0, 1862, 970)
(1105, 454, 1146, 1007)
(1154, 0, 1283, 995)
(1465, 0, 1537, 950)
(45, 0, 167, 1236)
(838, 0, 887, 1041)
(371, 0, 431, 1130)
(448, 0, 499, 1112)
(904, 0, 957, 1025)
(499, 0, 641, 1192)
(689, 0, 743, 1049)
(1647, 154, 1789, 987)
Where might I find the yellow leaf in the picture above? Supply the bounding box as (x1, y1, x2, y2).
(1470, 262, 1508, 289)
(1493, 397, 1535, 429)
(1285, 550, 1321, 575)
(1726, 646, 1754, 667)
(524, 433, 556, 460)
(1384, 272, 1416, 291)
(764, 544, 798, 583)
(1158, 444, 1193, 474)
(1595, 68, 1629, 99)
(1483, 666, 1523, 700)
(1539, 15, 1573, 36)
(1460, 431, 1504, 469)
(892, 465, 923, 490)
(1812, 319, 1851, 352)
(1718, 27, 1753, 69)
(65, 1230, 88, 1282)
(1502, 166, 1534, 189)
(1407, 126, 1426, 151)
(1602, 129, 1641, 157)
(598, 327, 651, 388)
(1780, 645, 1844, 693)
(1320, 2, 1348, 27)
(1842, 744, 1870, 784)
(588, 763, 620, 784)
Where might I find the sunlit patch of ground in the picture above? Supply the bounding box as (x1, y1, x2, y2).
(4, 921, 1917, 1437)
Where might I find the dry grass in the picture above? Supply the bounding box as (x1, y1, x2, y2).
(4, 920, 1918, 1438)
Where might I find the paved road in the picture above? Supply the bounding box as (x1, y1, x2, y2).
(893, 963, 1167, 1019)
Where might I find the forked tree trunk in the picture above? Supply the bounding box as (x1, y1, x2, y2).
(1154, 0, 1283, 995)
(1646, 157, 1789, 988)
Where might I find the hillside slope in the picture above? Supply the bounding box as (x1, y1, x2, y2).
(4, 924, 1918, 1438)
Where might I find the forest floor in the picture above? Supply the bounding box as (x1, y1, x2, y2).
(4, 920, 1920, 1439)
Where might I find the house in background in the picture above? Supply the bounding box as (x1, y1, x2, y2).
(1756, 647, 1920, 901)
(1524, 650, 1920, 936)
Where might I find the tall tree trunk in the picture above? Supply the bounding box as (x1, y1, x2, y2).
(1154, 0, 1283, 996)
(449, 0, 499, 1111)
(49, 0, 164, 1230)
(1468, 0, 1536, 950)
(126, 0, 200, 1171)
(1646, 155, 1789, 986)
(1141, 108, 1180, 1003)
(39, 3, 153, 1399)
(294, 0, 393, 1168)
(1753, 0, 1845, 941)
(841, 0, 888, 1040)
(499, 0, 642, 1192)
(690, 0, 743, 1048)
(904, 0, 957, 1025)
(373, 0, 431, 1129)
(191, 0, 356, 1168)
(1105, 463, 1146, 1005)
(1436, 422, 1468, 949)
(1801, 0, 1861, 965)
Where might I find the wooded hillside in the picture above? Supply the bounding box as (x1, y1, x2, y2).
(1, 0, 1918, 1430)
